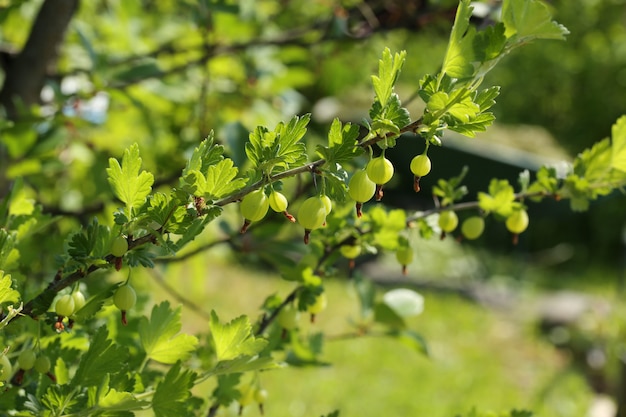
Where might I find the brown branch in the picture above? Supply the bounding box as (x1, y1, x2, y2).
(0, 0, 79, 119)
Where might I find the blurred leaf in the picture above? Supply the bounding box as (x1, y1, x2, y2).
(391, 330, 429, 356)
(478, 179, 516, 217)
(373, 301, 406, 329)
(502, 0, 569, 42)
(212, 374, 241, 407)
(113, 62, 163, 83)
(0, 272, 19, 305)
(611, 115, 626, 172)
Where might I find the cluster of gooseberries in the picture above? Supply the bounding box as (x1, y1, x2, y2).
(238, 383, 268, 415)
(11, 349, 55, 384)
(240, 185, 332, 244)
(434, 208, 529, 243)
(53, 290, 86, 332)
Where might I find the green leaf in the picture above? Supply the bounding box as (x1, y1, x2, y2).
(182, 134, 225, 178)
(203, 159, 246, 199)
(611, 115, 626, 172)
(478, 179, 517, 217)
(501, 0, 569, 42)
(0, 271, 19, 305)
(71, 327, 129, 387)
(245, 115, 310, 174)
(74, 284, 118, 322)
(139, 301, 199, 364)
(107, 143, 154, 214)
(211, 354, 280, 375)
(152, 362, 196, 417)
(315, 118, 360, 165)
(371, 48, 406, 109)
(391, 329, 429, 355)
(441, 0, 476, 79)
(210, 311, 268, 362)
(98, 378, 148, 412)
(212, 374, 241, 407)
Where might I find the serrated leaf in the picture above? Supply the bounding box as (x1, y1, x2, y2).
(315, 118, 360, 165)
(211, 354, 280, 375)
(245, 115, 310, 174)
(182, 133, 224, 177)
(371, 48, 406, 108)
(107, 144, 154, 213)
(478, 179, 516, 217)
(611, 115, 626, 172)
(502, 0, 569, 42)
(210, 311, 268, 362)
(153, 362, 196, 417)
(204, 159, 246, 199)
(99, 387, 148, 411)
(212, 374, 241, 407)
(0, 271, 19, 304)
(139, 301, 198, 364)
(71, 327, 129, 387)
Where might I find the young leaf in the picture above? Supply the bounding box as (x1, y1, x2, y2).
(152, 362, 196, 417)
(181, 133, 224, 177)
(611, 115, 626, 172)
(501, 0, 569, 43)
(107, 143, 154, 214)
(0, 271, 19, 305)
(139, 301, 199, 364)
(71, 327, 129, 387)
(371, 48, 407, 109)
(315, 118, 360, 165)
(210, 311, 268, 362)
(478, 179, 516, 217)
(245, 115, 310, 174)
(203, 159, 246, 199)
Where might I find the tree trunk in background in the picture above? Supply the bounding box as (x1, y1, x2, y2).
(0, 0, 79, 119)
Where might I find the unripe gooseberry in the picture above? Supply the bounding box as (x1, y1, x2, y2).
(297, 196, 327, 244)
(367, 156, 395, 201)
(0, 355, 12, 382)
(255, 388, 268, 404)
(438, 210, 458, 234)
(33, 355, 51, 374)
(505, 209, 529, 234)
(506, 209, 529, 245)
(110, 235, 129, 257)
(114, 284, 137, 326)
(348, 170, 375, 217)
(72, 291, 86, 312)
(307, 292, 327, 323)
(321, 195, 332, 215)
(410, 154, 431, 192)
(277, 305, 300, 330)
(461, 216, 485, 240)
(269, 190, 296, 222)
(18, 350, 36, 371)
(395, 247, 414, 275)
(269, 190, 288, 212)
(55, 294, 75, 317)
(366, 156, 394, 185)
(240, 189, 270, 233)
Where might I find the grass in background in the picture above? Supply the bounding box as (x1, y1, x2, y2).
(138, 250, 594, 417)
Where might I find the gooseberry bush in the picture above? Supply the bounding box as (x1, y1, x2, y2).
(2, 1, 626, 416)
